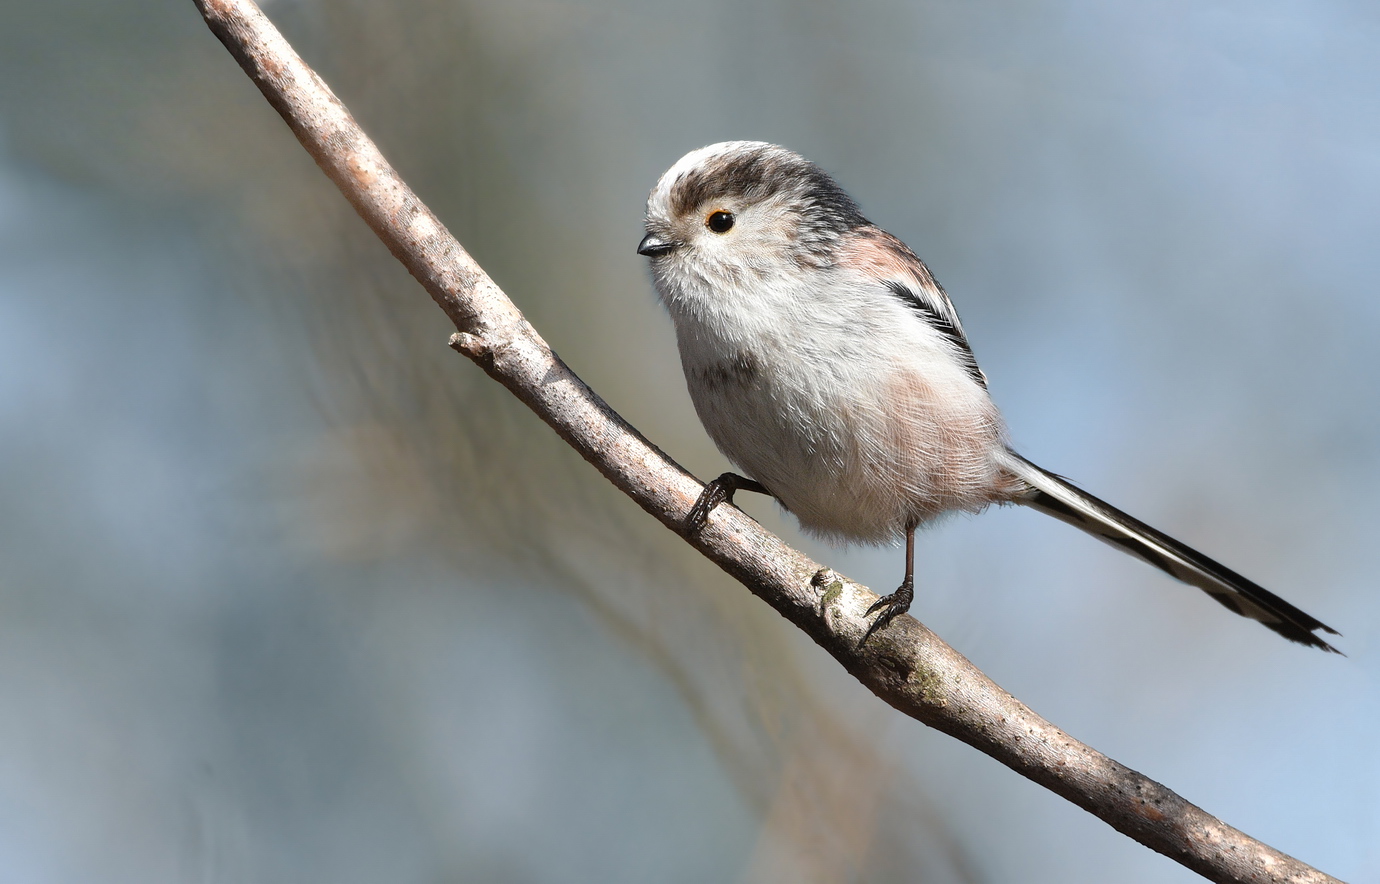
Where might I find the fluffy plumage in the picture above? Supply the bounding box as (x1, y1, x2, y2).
(640, 140, 1340, 652)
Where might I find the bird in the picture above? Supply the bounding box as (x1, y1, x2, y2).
(636, 140, 1340, 653)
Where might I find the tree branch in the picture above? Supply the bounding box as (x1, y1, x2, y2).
(191, 2, 1341, 881)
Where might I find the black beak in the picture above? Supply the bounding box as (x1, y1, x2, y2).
(637, 233, 675, 257)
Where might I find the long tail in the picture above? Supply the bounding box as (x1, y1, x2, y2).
(1001, 451, 1341, 653)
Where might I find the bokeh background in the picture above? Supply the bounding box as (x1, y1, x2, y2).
(1, 0, 1376, 881)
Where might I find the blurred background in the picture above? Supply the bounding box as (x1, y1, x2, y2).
(1, 0, 1376, 881)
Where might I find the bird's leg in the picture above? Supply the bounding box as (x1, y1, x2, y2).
(686, 472, 771, 534)
(863, 521, 918, 643)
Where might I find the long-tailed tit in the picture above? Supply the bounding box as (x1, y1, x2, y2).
(638, 140, 1340, 652)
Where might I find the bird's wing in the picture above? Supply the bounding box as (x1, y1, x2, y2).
(841, 226, 987, 388)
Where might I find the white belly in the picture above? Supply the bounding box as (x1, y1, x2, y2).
(676, 303, 1013, 543)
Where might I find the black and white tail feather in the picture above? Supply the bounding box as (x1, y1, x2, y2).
(1003, 451, 1342, 653)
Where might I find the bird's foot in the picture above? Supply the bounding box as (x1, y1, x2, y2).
(862, 578, 914, 644)
(686, 472, 769, 535)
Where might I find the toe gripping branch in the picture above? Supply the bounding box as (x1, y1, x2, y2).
(686, 472, 770, 534)
(862, 579, 914, 644)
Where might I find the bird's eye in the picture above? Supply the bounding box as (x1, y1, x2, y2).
(705, 210, 735, 233)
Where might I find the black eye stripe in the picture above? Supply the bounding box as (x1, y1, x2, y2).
(706, 210, 735, 233)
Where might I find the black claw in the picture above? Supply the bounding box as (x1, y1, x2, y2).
(685, 472, 770, 535)
(862, 579, 914, 644)
(686, 481, 731, 534)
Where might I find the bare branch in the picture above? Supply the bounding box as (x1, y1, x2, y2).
(192, 2, 1342, 881)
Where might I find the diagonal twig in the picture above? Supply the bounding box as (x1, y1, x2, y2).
(191, 2, 1342, 881)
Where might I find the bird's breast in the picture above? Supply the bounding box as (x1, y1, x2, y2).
(670, 293, 1013, 542)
